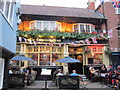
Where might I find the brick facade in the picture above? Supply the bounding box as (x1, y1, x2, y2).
(88, 2, 120, 52)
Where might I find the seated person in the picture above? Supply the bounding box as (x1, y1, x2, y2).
(22, 66, 29, 75)
(89, 65, 99, 81)
(70, 70, 79, 76)
(56, 70, 64, 76)
(9, 67, 13, 74)
(100, 64, 107, 73)
(89, 65, 98, 74)
(15, 66, 21, 74)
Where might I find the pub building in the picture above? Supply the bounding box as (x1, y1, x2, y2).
(11, 5, 110, 79)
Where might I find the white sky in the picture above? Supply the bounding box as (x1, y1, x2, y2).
(20, 0, 89, 8)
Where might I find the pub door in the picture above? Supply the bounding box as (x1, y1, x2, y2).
(68, 54, 83, 74)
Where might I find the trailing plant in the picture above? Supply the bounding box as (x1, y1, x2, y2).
(17, 30, 108, 40)
(105, 49, 112, 55)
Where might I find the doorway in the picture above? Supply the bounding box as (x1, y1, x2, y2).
(68, 54, 83, 74)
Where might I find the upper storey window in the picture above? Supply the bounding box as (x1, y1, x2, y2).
(73, 23, 95, 33)
(0, 0, 15, 25)
(29, 21, 60, 31)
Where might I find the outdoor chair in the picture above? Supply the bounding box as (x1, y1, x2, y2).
(27, 70, 37, 85)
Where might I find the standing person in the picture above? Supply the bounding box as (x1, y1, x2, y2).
(70, 70, 79, 76)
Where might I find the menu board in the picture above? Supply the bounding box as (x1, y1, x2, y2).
(41, 69, 51, 75)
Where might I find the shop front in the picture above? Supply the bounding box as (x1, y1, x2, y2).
(10, 43, 69, 79)
(83, 45, 109, 78)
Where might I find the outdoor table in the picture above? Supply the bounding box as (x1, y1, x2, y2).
(101, 73, 107, 77)
(100, 73, 107, 85)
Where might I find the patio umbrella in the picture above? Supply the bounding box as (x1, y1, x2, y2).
(10, 55, 35, 61)
(56, 56, 80, 63)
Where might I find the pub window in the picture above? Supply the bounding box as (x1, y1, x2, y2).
(73, 25, 79, 32)
(28, 46, 33, 52)
(98, 47, 102, 52)
(30, 22, 35, 30)
(30, 21, 56, 31)
(28, 53, 38, 65)
(92, 47, 97, 52)
(40, 53, 50, 66)
(16, 45, 20, 52)
(73, 23, 94, 33)
(46, 47, 50, 52)
(43, 21, 49, 30)
(86, 25, 90, 32)
(49, 21, 56, 30)
(52, 47, 57, 52)
(40, 46, 44, 52)
(36, 22, 42, 30)
(80, 25, 85, 32)
(57, 47, 62, 52)
(34, 46, 38, 52)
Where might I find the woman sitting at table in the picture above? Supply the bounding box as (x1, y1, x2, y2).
(100, 64, 107, 73)
(70, 70, 79, 76)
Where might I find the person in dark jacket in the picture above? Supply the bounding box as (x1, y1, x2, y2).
(100, 64, 107, 73)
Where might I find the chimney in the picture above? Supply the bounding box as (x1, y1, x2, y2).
(87, 0, 95, 10)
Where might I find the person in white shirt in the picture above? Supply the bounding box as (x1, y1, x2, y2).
(56, 70, 63, 76)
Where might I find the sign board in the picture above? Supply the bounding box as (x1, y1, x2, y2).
(41, 69, 51, 75)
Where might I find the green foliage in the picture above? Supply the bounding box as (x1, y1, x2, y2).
(17, 30, 108, 40)
(105, 50, 112, 55)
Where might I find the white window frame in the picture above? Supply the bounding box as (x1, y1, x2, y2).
(0, 58, 4, 89)
(73, 23, 93, 33)
(29, 20, 58, 31)
(1, 0, 15, 27)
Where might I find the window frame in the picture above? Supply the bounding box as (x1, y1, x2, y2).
(30, 20, 60, 31)
(0, 0, 15, 27)
(73, 23, 92, 33)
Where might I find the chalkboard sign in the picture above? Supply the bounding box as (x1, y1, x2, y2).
(58, 76, 79, 89)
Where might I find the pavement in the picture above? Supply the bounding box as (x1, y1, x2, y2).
(8, 80, 115, 90)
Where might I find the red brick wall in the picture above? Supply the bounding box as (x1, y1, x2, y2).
(96, 2, 120, 52)
(87, 2, 95, 10)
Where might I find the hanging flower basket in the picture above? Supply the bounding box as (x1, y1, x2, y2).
(84, 49, 91, 54)
(105, 50, 112, 55)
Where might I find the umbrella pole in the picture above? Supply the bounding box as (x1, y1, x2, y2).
(63, 63, 68, 74)
(19, 61, 21, 67)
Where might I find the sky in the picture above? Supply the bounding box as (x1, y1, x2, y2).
(20, 0, 89, 8)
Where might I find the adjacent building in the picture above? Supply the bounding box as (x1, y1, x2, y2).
(87, 0, 120, 67)
(0, 0, 20, 89)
